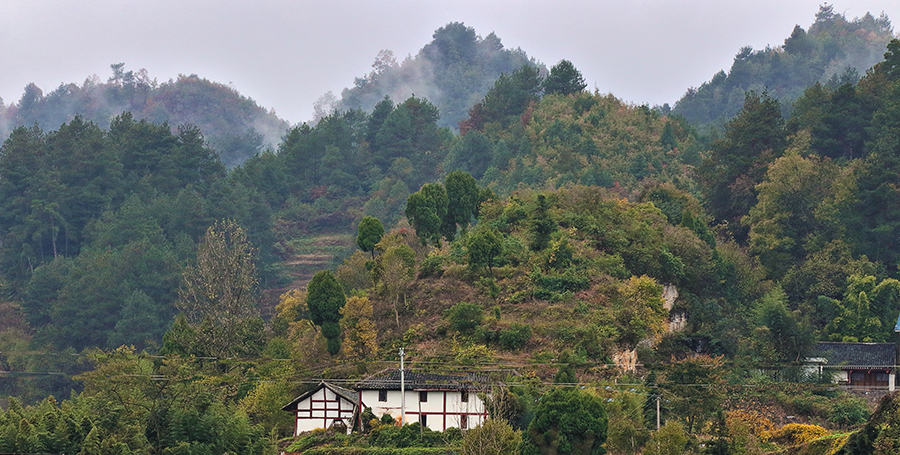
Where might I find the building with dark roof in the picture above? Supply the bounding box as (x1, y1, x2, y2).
(282, 369, 492, 435)
(355, 369, 491, 391)
(809, 342, 897, 389)
(356, 369, 490, 432)
(282, 382, 360, 435)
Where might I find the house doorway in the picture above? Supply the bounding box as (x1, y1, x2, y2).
(848, 370, 890, 387)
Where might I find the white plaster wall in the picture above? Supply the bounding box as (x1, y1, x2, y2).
(414, 390, 444, 413)
(360, 389, 488, 431)
(446, 391, 487, 429)
(361, 389, 405, 423)
(294, 388, 356, 435)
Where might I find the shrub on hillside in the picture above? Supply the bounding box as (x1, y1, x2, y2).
(499, 323, 532, 350)
(725, 410, 774, 436)
(444, 302, 484, 334)
(828, 397, 870, 427)
(417, 254, 445, 278)
(761, 423, 828, 446)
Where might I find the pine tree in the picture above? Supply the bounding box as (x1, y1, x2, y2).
(307, 270, 347, 355)
(542, 60, 587, 96)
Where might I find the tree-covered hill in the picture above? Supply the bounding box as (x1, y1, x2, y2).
(672, 5, 895, 131)
(5, 13, 900, 455)
(7, 33, 900, 371)
(333, 22, 541, 128)
(0, 65, 290, 168)
(0, 114, 275, 359)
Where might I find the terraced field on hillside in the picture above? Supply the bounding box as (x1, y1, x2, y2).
(261, 233, 357, 318)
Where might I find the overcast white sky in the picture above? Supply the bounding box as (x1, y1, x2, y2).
(1, 1, 898, 125)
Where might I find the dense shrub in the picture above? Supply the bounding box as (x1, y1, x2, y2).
(444, 302, 484, 334)
(499, 323, 532, 350)
(532, 268, 590, 293)
(521, 387, 607, 455)
(840, 391, 900, 455)
(477, 276, 501, 299)
(725, 410, 774, 436)
(301, 448, 456, 455)
(369, 422, 457, 448)
(761, 423, 829, 445)
(828, 397, 870, 427)
(460, 419, 521, 455)
(418, 254, 445, 278)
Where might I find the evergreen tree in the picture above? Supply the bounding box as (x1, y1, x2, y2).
(752, 287, 815, 362)
(306, 270, 347, 355)
(405, 183, 449, 246)
(542, 60, 587, 96)
(366, 96, 394, 149)
(522, 387, 608, 455)
(479, 64, 543, 129)
(445, 130, 494, 179)
(659, 121, 678, 151)
(697, 91, 787, 242)
(529, 194, 556, 251)
(356, 216, 385, 259)
(882, 38, 900, 81)
(444, 171, 480, 237)
(814, 83, 872, 160)
(467, 227, 503, 275)
(659, 355, 726, 434)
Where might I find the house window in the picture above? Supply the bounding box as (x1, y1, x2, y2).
(419, 414, 427, 427)
(419, 391, 428, 402)
(460, 415, 468, 430)
(378, 390, 388, 402)
(461, 391, 469, 403)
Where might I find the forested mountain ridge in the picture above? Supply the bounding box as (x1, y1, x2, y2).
(672, 5, 895, 131)
(333, 22, 542, 128)
(0, 66, 289, 168)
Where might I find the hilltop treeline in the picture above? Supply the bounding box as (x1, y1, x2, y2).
(335, 22, 540, 128)
(0, 67, 289, 168)
(673, 5, 894, 131)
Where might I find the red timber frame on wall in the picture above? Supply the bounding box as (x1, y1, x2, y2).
(431, 389, 488, 431)
(282, 382, 359, 435)
(359, 389, 489, 431)
(354, 369, 492, 432)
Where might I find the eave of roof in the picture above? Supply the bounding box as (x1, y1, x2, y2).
(282, 381, 360, 411)
(355, 369, 492, 391)
(813, 341, 897, 368)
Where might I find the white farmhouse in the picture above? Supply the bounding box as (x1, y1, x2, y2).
(281, 382, 359, 435)
(356, 369, 490, 432)
(282, 369, 491, 436)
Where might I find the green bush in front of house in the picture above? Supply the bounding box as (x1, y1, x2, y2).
(286, 423, 460, 455)
(300, 448, 456, 455)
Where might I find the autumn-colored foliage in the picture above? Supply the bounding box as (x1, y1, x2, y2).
(726, 410, 775, 436)
(761, 423, 829, 445)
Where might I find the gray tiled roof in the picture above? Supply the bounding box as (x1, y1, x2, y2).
(355, 369, 491, 391)
(282, 381, 360, 411)
(813, 342, 896, 367)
